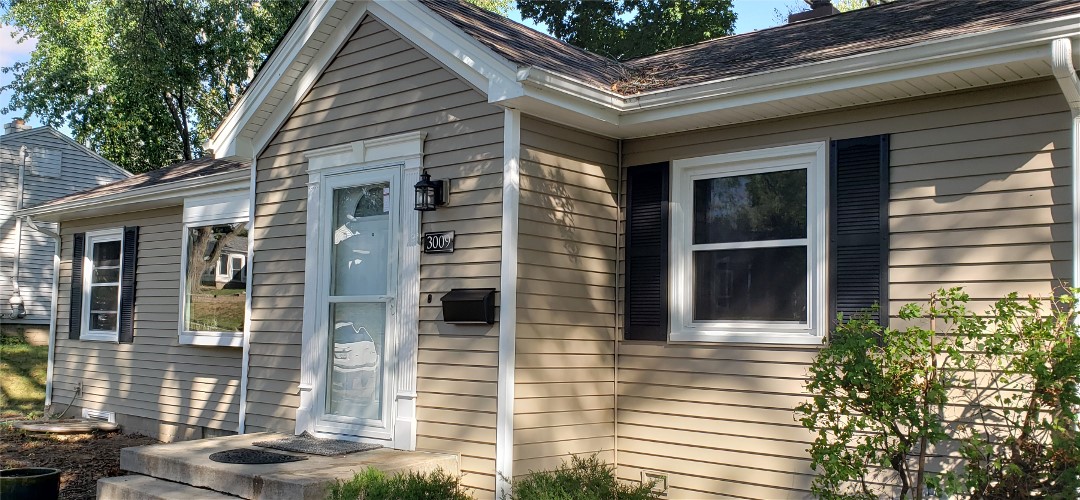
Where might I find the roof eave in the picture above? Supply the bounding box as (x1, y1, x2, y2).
(507, 13, 1080, 138)
(17, 169, 249, 223)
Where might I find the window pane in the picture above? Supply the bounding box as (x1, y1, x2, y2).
(693, 247, 807, 322)
(92, 268, 120, 283)
(693, 169, 807, 244)
(332, 183, 391, 297)
(90, 312, 117, 332)
(327, 302, 385, 420)
(184, 223, 248, 333)
(90, 285, 119, 311)
(93, 241, 122, 267)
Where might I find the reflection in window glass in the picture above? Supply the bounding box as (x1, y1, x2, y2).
(693, 247, 807, 322)
(327, 302, 385, 420)
(693, 169, 806, 244)
(690, 167, 809, 325)
(88, 240, 121, 332)
(184, 222, 248, 333)
(331, 183, 390, 297)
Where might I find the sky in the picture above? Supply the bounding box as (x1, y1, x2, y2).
(0, 0, 797, 136)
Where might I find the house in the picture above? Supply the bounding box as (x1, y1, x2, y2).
(17, 0, 1080, 497)
(0, 120, 130, 344)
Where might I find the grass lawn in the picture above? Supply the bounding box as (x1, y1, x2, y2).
(0, 341, 48, 418)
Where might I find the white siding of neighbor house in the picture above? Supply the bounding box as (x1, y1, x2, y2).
(616, 78, 1072, 498)
(0, 130, 128, 325)
(52, 207, 243, 441)
(249, 14, 504, 495)
(514, 117, 620, 477)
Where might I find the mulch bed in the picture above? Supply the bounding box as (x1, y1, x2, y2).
(0, 420, 159, 500)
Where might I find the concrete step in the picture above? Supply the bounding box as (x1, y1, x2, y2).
(119, 433, 459, 500)
(98, 475, 237, 500)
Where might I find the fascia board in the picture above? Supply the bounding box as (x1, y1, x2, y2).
(626, 15, 1080, 112)
(373, 0, 522, 101)
(510, 13, 1080, 135)
(208, 1, 335, 157)
(251, 1, 370, 157)
(17, 171, 249, 222)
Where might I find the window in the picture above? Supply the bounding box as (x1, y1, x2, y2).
(81, 229, 124, 342)
(180, 192, 249, 346)
(670, 142, 828, 344)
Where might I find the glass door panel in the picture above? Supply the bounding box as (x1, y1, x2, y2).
(322, 177, 396, 427)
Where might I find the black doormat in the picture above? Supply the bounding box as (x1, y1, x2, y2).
(253, 431, 382, 457)
(208, 448, 307, 464)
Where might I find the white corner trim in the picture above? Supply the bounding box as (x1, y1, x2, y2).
(1050, 37, 1080, 299)
(305, 132, 427, 173)
(238, 155, 258, 434)
(496, 109, 521, 498)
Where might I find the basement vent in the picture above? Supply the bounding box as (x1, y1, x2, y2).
(82, 408, 116, 424)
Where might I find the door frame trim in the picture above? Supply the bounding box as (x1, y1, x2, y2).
(296, 132, 424, 449)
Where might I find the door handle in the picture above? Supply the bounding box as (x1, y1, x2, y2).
(389, 297, 397, 316)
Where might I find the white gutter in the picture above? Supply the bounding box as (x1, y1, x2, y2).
(17, 168, 249, 222)
(1051, 37, 1080, 294)
(496, 108, 521, 498)
(510, 14, 1080, 133)
(23, 217, 60, 407)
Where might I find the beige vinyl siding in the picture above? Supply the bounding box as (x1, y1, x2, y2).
(617, 78, 1072, 498)
(250, 14, 503, 494)
(514, 117, 619, 476)
(52, 207, 242, 438)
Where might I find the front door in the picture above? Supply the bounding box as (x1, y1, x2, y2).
(313, 167, 400, 440)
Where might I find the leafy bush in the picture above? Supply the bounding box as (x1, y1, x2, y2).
(796, 288, 1080, 499)
(328, 467, 472, 500)
(503, 454, 657, 500)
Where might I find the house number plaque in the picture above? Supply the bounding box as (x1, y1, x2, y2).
(423, 231, 455, 254)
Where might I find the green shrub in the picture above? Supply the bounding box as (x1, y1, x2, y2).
(796, 288, 1080, 499)
(503, 454, 657, 500)
(328, 467, 472, 500)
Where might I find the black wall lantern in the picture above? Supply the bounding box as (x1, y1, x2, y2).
(414, 170, 446, 211)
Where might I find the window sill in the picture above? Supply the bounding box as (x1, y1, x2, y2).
(669, 330, 824, 345)
(79, 333, 118, 343)
(179, 332, 243, 347)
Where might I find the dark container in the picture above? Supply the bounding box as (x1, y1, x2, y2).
(441, 288, 496, 324)
(0, 468, 61, 500)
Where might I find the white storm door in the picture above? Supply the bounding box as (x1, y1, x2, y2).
(314, 167, 401, 439)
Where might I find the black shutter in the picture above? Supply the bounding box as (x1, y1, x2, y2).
(69, 233, 85, 340)
(830, 135, 890, 327)
(624, 163, 669, 341)
(118, 226, 139, 344)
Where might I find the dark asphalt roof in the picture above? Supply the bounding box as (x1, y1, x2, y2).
(26, 156, 250, 210)
(422, 0, 1080, 95)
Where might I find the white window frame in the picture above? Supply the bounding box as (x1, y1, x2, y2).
(670, 142, 828, 345)
(81, 228, 124, 342)
(178, 191, 249, 347)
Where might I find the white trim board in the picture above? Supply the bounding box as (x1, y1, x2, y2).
(296, 130, 424, 449)
(495, 108, 521, 498)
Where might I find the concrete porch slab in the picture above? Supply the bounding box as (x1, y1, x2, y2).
(118, 433, 459, 500)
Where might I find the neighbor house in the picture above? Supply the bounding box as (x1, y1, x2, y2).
(18, 0, 1080, 497)
(0, 120, 129, 343)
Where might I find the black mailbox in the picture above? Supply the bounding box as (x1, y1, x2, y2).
(441, 288, 496, 324)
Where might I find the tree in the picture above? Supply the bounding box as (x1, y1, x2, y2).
(773, 0, 893, 26)
(2, 0, 508, 173)
(2, 0, 302, 173)
(515, 0, 736, 61)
